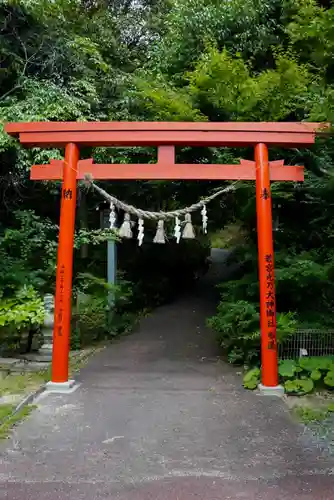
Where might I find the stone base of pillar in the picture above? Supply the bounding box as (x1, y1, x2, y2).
(258, 384, 284, 397)
(45, 380, 78, 394)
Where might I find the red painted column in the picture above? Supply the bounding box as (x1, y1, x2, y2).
(51, 143, 79, 383)
(255, 143, 279, 387)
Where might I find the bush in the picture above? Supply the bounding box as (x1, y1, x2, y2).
(214, 243, 334, 335)
(72, 295, 110, 349)
(208, 300, 260, 364)
(208, 299, 297, 365)
(276, 311, 298, 344)
(71, 272, 135, 349)
(0, 286, 44, 353)
(278, 357, 334, 394)
(275, 251, 333, 315)
(0, 210, 58, 297)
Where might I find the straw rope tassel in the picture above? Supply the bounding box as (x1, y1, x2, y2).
(174, 216, 181, 243)
(182, 213, 195, 239)
(119, 212, 133, 238)
(137, 218, 144, 246)
(109, 202, 117, 229)
(153, 219, 166, 244)
(201, 204, 208, 234)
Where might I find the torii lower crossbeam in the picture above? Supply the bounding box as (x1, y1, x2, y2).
(5, 121, 325, 395)
(30, 157, 304, 181)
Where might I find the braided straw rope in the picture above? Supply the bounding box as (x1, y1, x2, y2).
(84, 174, 238, 220)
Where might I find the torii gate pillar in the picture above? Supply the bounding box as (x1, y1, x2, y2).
(51, 143, 79, 388)
(255, 144, 280, 393)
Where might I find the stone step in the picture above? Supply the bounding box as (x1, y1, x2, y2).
(10, 361, 49, 373)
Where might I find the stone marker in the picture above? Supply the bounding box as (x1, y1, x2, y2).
(20, 294, 54, 364)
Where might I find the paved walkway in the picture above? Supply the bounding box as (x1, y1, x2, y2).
(1, 253, 333, 499)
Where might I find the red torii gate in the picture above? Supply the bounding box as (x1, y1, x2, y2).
(5, 121, 323, 394)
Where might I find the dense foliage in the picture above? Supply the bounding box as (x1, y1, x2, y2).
(244, 356, 334, 395)
(1, 0, 334, 357)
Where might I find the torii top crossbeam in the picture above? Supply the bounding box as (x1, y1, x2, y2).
(5, 121, 321, 147)
(4, 120, 325, 395)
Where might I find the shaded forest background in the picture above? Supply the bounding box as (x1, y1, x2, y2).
(1, 0, 334, 361)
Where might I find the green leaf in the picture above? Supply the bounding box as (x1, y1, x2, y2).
(284, 378, 314, 395)
(279, 359, 297, 378)
(310, 369, 322, 381)
(243, 367, 260, 382)
(243, 367, 260, 390)
(324, 371, 334, 388)
(298, 357, 334, 373)
(243, 378, 258, 390)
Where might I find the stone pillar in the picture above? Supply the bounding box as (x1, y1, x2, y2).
(39, 294, 55, 361)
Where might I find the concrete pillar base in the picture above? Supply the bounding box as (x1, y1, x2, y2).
(45, 380, 78, 394)
(258, 383, 284, 397)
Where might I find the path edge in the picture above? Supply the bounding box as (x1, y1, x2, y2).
(0, 383, 46, 435)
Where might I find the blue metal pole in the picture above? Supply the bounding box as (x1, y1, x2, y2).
(107, 239, 117, 306)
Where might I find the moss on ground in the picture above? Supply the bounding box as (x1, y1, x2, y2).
(0, 371, 50, 397)
(0, 404, 35, 439)
(0, 347, 101, 399)
(288, 392, 334, 456)
(293, 405, 334, 424)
